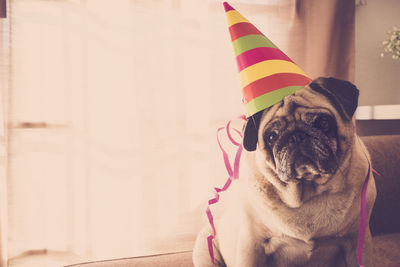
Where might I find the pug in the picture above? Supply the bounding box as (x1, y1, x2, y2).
(193, 77, 376, 267)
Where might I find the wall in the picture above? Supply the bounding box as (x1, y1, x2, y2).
(355, 0, 400, 106)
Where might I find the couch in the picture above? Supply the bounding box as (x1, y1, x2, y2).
(67, 135, 400, 267)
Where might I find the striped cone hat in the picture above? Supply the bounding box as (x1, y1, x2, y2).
(223, 2, 312, 117)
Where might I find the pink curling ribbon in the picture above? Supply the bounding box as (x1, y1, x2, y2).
(357, 161, 383, 267)
(354, 122, 369, 267)
(206, 115, 247, 264)
(357, 163, 371, 267)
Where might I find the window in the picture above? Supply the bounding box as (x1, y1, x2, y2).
(2, 0, 319, 266)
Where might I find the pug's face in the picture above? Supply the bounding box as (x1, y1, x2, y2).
(243, 77, 359, 191)
(260, 101, 339, 184)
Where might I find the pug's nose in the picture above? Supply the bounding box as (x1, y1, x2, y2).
(289, 131, 307, 145)
(294, 158, 319, 180)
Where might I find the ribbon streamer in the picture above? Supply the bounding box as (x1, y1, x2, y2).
(206, 115, 247, 264)
(357, 164, 371, 267)
(355, 131, 383, 267)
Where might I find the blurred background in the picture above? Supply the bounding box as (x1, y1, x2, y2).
(0, 0, 399, 266)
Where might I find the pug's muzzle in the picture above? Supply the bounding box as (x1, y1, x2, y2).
(272, 125, 338, 184)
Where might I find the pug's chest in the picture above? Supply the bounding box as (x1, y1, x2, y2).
(262, 192, 355, 239)
(281, 209, 349, 239)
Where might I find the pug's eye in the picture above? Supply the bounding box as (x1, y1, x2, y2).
(266, 132, 278, 144)
(314, 115, 333, 132)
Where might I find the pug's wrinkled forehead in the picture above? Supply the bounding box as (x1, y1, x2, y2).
(243, 77, 359, 151)
(260, 86, 339, 129)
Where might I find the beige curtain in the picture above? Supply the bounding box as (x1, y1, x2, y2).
(0, 11, 9, 267)
(4, 0, 355, 266)
(288, 0, 355, 82)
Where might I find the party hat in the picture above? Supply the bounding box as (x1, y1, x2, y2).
(223, 2, 312, 117)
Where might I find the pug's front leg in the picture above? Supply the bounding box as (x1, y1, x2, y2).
(230, 228, 267, 267)
(233, 243, 266, 267)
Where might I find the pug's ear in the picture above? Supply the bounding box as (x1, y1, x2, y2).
(243, 111, 263, 151)
(309, 77, 359, 121)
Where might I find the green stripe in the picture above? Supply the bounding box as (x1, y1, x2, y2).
(246, 86, 303, 116)
(233, 35, 277, 56)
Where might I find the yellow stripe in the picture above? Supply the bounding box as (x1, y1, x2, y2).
(226, 10, 249, 27)
(239, 60, 309, 88)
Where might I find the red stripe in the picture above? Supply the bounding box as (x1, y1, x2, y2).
(242, 73, 312, 103)
(223, 2, 235, 12)
(236, 47, 293, 72)
(229, 22, 263, 42)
